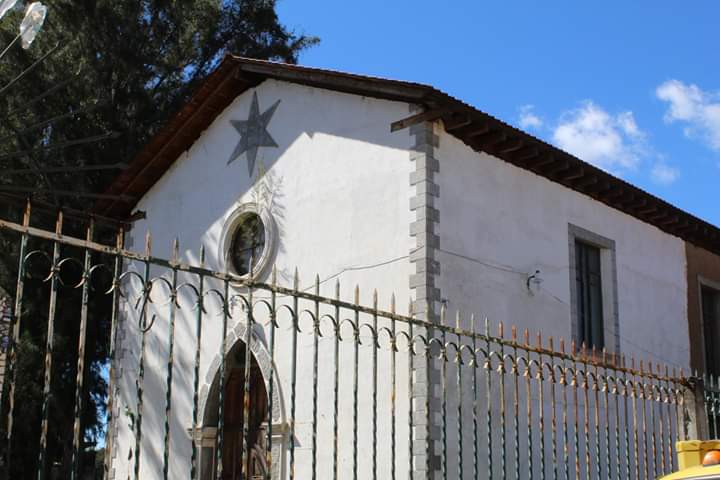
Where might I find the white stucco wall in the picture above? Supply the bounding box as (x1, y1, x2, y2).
(430, 126, 690, 480)
(109, 78, 693, 480)
(434, 128, 689, 370)
(111, 80, 417, 479)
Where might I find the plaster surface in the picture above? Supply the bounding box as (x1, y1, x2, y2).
(109, 78, 694, 479)
(112, 79, 416, 479)
(435, 126, 689, 371)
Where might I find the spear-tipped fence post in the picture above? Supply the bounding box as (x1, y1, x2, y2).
(288, 268, 299, 480)
(310, 274, 320, 480)
(332, 277, 340, 480)
(102, 227, 124, 480)
(352, 284, 359, 480)
(162, 238, 180, 480)
(390, 292, 397, 480)
(37, 209, 63, 480)
(70, 218, 94, 480)
(407, 298, 414, 479)
(4, 199, 31, 479)
(190, 245, 205, 480)
(371, 288, 378, 480)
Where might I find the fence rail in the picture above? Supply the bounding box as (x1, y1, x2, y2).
(0, 201, 710, 480)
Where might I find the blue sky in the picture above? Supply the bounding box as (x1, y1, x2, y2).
(278, 1, 720, 226)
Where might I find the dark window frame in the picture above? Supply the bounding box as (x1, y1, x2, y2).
(699, 278, 720, 377)
(575, 240, 605, 350)
(568, 224, 619, 354)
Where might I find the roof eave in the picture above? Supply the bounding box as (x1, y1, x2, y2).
(96, 56, 720, 256)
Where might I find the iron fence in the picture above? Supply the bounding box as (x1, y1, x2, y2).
(0, 201, 704, 480)
(706, 375, 720, 440)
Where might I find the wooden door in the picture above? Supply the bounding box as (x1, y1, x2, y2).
(221, 360, 268, 479)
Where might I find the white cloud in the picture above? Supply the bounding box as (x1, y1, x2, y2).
(656, 79, 720, 151)
(521, 100, 681, 184)
(552, 101, 644, 172)
(518, 104, 543, 130)
(650, 163, 679, 185)
(616, 111, 643, 139)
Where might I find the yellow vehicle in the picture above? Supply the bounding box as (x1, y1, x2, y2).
(660, 441, 720, 479)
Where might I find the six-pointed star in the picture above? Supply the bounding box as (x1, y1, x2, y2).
(227, 92, 281, 176)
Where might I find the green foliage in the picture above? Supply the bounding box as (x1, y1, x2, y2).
(0, 0, 317, 201)
(0, 1, 316, 477)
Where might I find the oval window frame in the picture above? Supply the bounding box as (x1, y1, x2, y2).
(220, 203, 276, 280)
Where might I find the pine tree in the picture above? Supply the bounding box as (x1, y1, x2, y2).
(0, 2, 316, 477)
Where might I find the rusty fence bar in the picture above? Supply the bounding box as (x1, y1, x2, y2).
(0, 202, 703, 479)
(706, 374, 720, 439)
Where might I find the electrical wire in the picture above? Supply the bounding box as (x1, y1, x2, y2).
(209, 243, 691, 371)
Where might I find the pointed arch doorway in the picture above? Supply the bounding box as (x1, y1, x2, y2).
(200, 340, 270, 480)
(222, 351, 268, 479)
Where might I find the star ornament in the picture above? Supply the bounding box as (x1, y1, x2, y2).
(227, 92, 281, 176)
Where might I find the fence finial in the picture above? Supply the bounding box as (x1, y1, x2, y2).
(55, 209, 64, 235)
(523, 328, 529, 346)
(390, 293, 396, 314)
(354, 285, 360, 305)
(86, 217, 95, 242)
(172, 238, 179, 263)
(470, 313, 476, 334)
(455, 310, 461, 330)
(498, 321, 504, 338)
(315, 274, 320, 296)
(549, 336, 554, 351)
(145, 230, 152, 256)
(536, 331, 542, 349)
(334, 278, 340, 300)
(23, 198, 31, 226)
(271, 265, 277, 286)
(440, 301, 447, 326)
(199, 245, 206, 268)
(372, 289, 378, 310)
(408, 298, 414, 317)
(293, 268, 299, 291)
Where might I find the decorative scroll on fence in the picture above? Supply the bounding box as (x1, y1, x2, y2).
(0, 200, 710, 480)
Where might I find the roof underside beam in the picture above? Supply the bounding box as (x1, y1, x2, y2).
(390, 108, 448, 132)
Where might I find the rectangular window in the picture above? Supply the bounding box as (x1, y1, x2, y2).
(575, 240, 604, 350)
(701, 285, 720, 376)
(568, 225, 617, 353)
